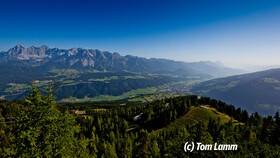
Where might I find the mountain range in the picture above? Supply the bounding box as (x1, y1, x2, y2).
(0, 44, 243, 77)
(1, 45, 279, 116)
(0, 45, 239, 101)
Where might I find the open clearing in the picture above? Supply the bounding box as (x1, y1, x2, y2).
(166, 105, 235, 128)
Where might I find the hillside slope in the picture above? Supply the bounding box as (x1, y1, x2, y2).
(166, 105, 235, 128)
(191, 68, 280, 115)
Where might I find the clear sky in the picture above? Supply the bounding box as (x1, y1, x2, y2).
(0, 0, 280, 68)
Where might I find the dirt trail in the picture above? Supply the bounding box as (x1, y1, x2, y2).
(172, 122, 182, 128)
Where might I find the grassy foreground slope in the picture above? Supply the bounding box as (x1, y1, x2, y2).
(165, 105, 240, 129)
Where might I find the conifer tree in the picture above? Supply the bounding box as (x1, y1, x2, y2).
(134, 129, 150, 158)
(151, 140, 160, 157)
(6, 83, 88, 157)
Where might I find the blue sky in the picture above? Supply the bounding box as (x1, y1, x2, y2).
(0, 0, 280, 68)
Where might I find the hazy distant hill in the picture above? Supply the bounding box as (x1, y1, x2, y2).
(191, 68, 280, 115)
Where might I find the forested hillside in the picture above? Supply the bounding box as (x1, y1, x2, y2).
(0, 85, 279, 157)
(0, 68, 196, 101)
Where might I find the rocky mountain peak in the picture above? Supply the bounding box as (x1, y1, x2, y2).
(15, 44, 24, 49)
(39, 45, 50, 52)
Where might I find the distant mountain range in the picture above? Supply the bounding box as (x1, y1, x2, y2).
(191, 68, 280, 116)
(0, 44, 243, 77)
(2, 45, 279, 116)
(0, 44, 245, 101)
